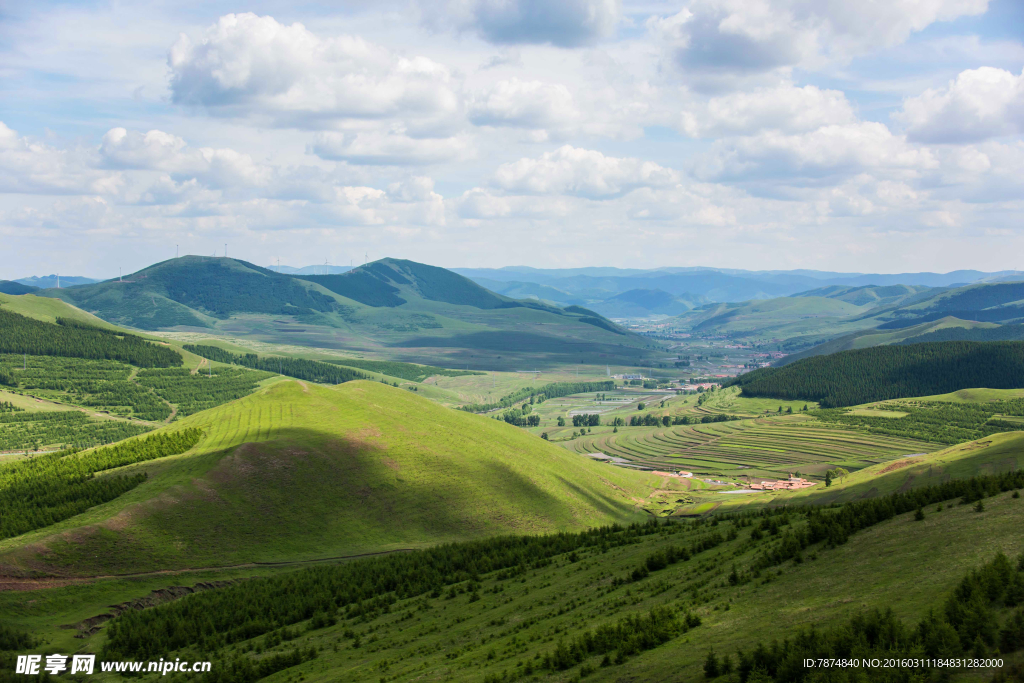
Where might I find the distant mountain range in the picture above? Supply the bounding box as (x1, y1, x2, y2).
(26, 256, 655, 369)
(657, 280, 1024, 361)
(9, 274, 100, 289)
(452, 266, 1022, 318)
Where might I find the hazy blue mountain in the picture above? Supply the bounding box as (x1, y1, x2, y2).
(14, 275, 99, 288)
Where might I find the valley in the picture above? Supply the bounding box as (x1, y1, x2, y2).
(0, 262, 1023, 683)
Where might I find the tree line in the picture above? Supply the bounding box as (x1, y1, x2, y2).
(461, 381, 616, 413)
(183, 345, 368, 385)
(321, 358, 482, 382)
(0, 411, 151, 452)
(101, 520, 681, 661)
(0, 428, 202, 539)
(725, 341, 1024, 407)
(0, 309, 182, 367)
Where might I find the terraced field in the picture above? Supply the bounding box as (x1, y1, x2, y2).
(561, 415, 938, 480)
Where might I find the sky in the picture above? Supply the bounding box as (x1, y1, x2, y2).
(1, 0, 1023, 279)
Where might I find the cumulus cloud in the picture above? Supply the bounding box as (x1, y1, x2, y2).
(679, 84, 857, 137)
(897, 66, 1024, 143)
(309, 130, 473, 165)
(468, 78, 580, 136)
(698, 122, 936, 182)
(492, 145, 678, 198)
(168, 13, 459, 127)
(100, 127, 271, 188)
(0, 122, 123, 196)
(649, 0, 988, 87)
(425, 0, 620, 47)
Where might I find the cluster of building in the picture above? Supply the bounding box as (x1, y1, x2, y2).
(748, 474, 816, 491)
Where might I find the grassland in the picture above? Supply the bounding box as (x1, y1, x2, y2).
(2, 465, 1021, 682)
(0, 381, 659, 577)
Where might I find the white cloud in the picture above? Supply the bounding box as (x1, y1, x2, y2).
(698, 122, 937, 182)
(680, 84, 857, 137)
(309, 130, 473, 165)
(168, 13, 460, 128)
(468, 78, 580, 136)
(649, 0, 989, 87)
(897, 66, 1024, 143)
(100, 128, 272, 188)
(425, 0, 620, 47)
(0, 122, 123, 196)
(493, 145, 678, 197)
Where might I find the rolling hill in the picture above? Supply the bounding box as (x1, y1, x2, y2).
(790, 283, 935, 307)
(0, 380, 655, 577)
(34, 257, 656, 369)
(728, 341, 1024, 407)
(0, 281, 36, 295)
(587, 289, 707, 318)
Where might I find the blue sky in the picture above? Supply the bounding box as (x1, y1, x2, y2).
(1, 0, 1022, 278)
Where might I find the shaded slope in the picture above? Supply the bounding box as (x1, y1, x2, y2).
(790, 283, 934, 307)
(45, 257, 339, 329)
(294, 258, 551, 311)
(588, 289, 706, 318)
(0, 381, 654, 576)
(0, 281, 37, 295)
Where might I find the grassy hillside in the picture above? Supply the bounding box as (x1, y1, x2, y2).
(730, 341, 1024, 407)
(888, 280, 1024, 325)
(38, 258, 658, 369)
(4, 446, 1021, 682)
(665, 296, 882, 343)
(588, 289, 706, 318)
(0, 281, 36, 295)
(0, 292, 120, 328)
(44, 257, 338, 330)
(790, 283, 934, 307)
(0, 381, 656, 577)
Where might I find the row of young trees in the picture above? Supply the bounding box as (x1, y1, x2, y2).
(0, 411, 151, 452)
(727, 341, 1024, 407)
(461, 381, 616, 413)
(183, 345, 368, 385)
(135, 368, 274, 417)
(814, 399, 1024, 445)
(100, 520, 680, 660)
(0, 309, 182, 367)
(0, 429, 202, 539)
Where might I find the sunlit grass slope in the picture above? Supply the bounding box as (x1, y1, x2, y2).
(0, 381, 656, 576)
(0, 292, 118, 328)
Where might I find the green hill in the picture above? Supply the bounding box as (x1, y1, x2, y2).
(0, 281, 36, 295)
(884, 280, 1024, 326)
(899, 322, 1024, 344)
(0, 380, 655, 577)
(728, 341, 1024, 407)
(776, 316, 998, 364)
(667, 296, 874, 341)
(791, 283, 934, 307)
(588, 288, 707, 318)
(6, 430, 1022, 682)
(39, 257, 653, 369)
